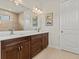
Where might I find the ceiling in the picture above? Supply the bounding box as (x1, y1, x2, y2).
(0, 0, 25, 13)
(0, 0, 58, 13)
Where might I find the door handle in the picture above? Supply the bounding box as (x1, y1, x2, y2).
(61, 30, 63, 33)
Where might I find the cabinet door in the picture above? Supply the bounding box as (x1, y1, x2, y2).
(31, 35, 42, 57)
(42, 33, 48, 49)
(20, 40, 30, 59)
(2, 44, 19, 59)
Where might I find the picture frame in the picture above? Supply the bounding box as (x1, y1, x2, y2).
(45, 12, 53, 26)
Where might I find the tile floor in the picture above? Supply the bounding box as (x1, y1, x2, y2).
(33, 47, 79, 59)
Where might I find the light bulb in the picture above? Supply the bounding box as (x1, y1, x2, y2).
(35, 8, 37, 11)
(32, 7, 43, 14)
(14, 0, 19, 5)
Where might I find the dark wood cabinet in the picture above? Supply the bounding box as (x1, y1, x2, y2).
(31, 34, 43, 57)
(2, 44, 19, 59)
(42, 33, 48, 49)
(1, 33, 48, 59)
(19, 40, 30, 59)
(1, 36, 30, 59)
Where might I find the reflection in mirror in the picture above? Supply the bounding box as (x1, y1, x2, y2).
(0, 0, 34, 31)
(0, 0, 42, 31)
(0, 15, 10, 21)
(0, 8, 20, 31)
(32, 15, 38, 30)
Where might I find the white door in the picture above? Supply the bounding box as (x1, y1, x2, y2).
(60, 0, 79, 54)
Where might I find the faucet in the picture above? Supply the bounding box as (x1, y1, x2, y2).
(37, 27, 41, 32)
(9, 29, 14, 35)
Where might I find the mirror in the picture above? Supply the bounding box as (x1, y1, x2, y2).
(0, 0, 39, 31)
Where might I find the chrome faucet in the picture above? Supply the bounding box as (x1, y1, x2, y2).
(37, 27, 41, 32)
(9, 29, 14, 35)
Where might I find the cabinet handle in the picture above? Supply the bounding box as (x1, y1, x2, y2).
(18, 47, 21, 51)
(18, 46, 23, 51)
(21, 46, 23, 49)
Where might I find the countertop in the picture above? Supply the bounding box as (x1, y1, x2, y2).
(0, 31, 49, 41)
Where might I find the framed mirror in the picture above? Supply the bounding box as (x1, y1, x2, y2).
(0, 0, 33, 31)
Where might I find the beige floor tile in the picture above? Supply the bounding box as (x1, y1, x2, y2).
(33, 47, 79, 59)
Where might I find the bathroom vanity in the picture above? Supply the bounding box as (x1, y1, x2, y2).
(0, 32, 48, 59)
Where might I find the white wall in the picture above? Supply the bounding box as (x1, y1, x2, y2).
(38, 0, 60, 48)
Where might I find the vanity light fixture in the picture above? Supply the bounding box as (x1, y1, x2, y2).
(32, 7, 43, 15)
(10, 0, 23, 5)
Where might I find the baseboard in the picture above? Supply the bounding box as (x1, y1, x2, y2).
(61, 49, 79, 55)
(48, 45, 61, 50)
